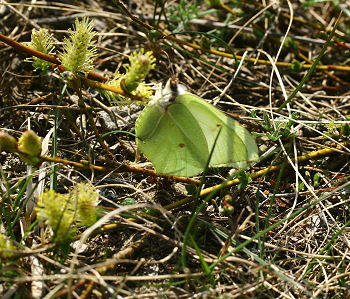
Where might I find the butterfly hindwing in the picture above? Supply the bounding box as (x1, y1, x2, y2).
(176, 94, 259, 168)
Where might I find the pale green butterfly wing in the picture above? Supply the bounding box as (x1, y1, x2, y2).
(135, 100, 210, 177)
(176, 93, 259, 169)
(135, 81, 259, 177)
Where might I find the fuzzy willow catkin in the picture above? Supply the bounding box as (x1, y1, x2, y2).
(60, 17, 97, 73)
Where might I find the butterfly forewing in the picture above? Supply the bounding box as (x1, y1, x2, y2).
(136, 100, 209, 176)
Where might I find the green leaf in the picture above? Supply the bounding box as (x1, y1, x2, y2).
(237, 170, 252, 191)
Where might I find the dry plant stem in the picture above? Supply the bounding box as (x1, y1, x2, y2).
(81, 77, 142, 102)
(56, 240, 144, 298)
(85, 107, 116, 161)
(72, 223, 122, 241)
(279, 11, 350, 42)
(69, 219, 224, 298)
(115, 0, 350, 73)
(334, 39, 350, 50)
(277, 11, 342, 111)
(0, 32, 142, 100)
(0, 271, 219, 283)
(165, 35, 350, 71)
(80, 281, 94, 299)
(163, 141, 349, 211)
(71, 79, 116, 161)
(39, 140, 348, 194)
(40, 155, 200, 184)
(296, 51, 347, 85)
(0, 33, 107, 82)
(246, 0, 350, 42)
(0, 32, 60, 64)
(72, 217, 221, 297)
(1, 6, 350, 81)
(227, 6, 346, 85)
(0, 32, 143, 101)
(54, 280, 86, 298)
(2, 20, 350, 101)
(61, 108, 85, 140)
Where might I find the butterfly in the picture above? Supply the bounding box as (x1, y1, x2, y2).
(135, 79, 259, 177)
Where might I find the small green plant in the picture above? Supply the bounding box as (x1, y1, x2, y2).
(0, 130, 42, 166)
(60, 17, 97, 74)
(25, 17, 155, 107)
(219, 194, 235, 215)
(100, 48, 155, 105)
(36, 183, 99, 244)
(255, 112, 298, 141)
(0, 233, 15, 259)
(205, 0, 221, 8)
(17, 130, 42, 166)
(341, 117, 350, 136)
(236, 170, 252, 191)
(36, 189, 75, 244)
(302, 0, 350, 18)
(70, 183, 100, 227)
(290, 59, 303, 72)
(168, 0, 201, 31)
(24, 28, 55, 73)
(283, 36, 299, 52)
(0, 131, 17, 152)
(313, 172, 321, 187)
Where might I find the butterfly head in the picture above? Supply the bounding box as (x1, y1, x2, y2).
(149, 79, 187, 108)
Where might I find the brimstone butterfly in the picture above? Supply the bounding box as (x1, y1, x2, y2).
(135, 80, 259, 177)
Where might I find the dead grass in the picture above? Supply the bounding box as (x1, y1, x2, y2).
(0, 0, 350, 298)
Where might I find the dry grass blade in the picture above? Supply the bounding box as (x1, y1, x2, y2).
(0, 0, 350, 298)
